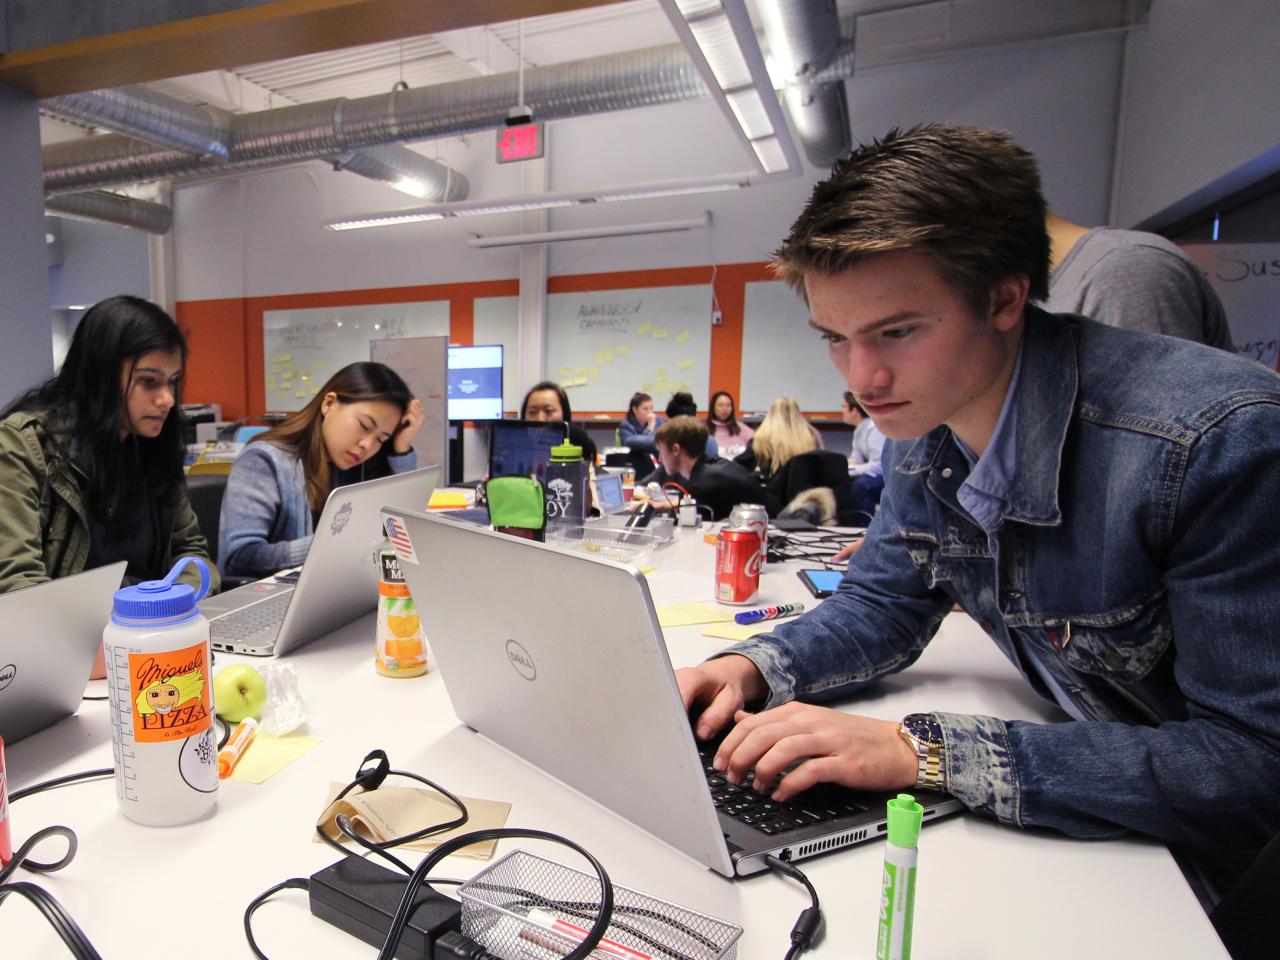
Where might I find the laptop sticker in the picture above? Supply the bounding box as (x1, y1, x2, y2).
(330, 501, 353, 535)
(384, 515, 420, 566)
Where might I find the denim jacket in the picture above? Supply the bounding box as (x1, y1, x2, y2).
(726, 308, 1280, 883)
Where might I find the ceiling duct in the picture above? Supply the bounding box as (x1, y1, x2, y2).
(43, 86, 468, 202)
(41, 43, 718, 196)
(45, 190, 174, 234)
(756, 0, 851, 167)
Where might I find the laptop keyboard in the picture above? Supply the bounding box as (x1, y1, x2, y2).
(209, 592, 292, 642)
(698, 741, 869, 835)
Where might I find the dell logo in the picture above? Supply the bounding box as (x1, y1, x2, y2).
(0, 663, 15, 691)
(505, 640, 536, 681)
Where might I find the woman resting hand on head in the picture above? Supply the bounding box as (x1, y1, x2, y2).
(219, 362, 422, 578)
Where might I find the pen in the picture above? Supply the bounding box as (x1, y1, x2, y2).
(520, 907, 652, 960)
(733, 602, 804, 625)
(876, 793, 923, 960)
(217, 717, 258, 779)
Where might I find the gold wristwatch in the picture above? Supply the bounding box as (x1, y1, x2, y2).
(898, 713, 947, 792)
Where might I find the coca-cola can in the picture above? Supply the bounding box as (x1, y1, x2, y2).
(715, 526, 761, 605)
(730, 503, 769, 568)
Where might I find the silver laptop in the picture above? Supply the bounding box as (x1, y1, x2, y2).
(382, 508, 961, 878)
(592, 472, 630, 515)
(202, 466, 440, 656)
(0, 562, 126, 743)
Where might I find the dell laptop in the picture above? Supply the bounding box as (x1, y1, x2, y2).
(201, 466, 439, 656)
(0, 562, 127, 743)
(381, 508, 960, 877)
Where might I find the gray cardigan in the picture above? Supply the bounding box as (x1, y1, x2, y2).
(218, 440, 417, 578)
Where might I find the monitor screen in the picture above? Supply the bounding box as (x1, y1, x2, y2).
(488, 420, 569, 481)
(448, 344, 504, 421)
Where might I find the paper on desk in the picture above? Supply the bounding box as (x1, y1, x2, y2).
(316, 784, 511, 860)
(230, 734, 323, 784)
(656, 602, 737, 627)
(701, 622, 790, 642)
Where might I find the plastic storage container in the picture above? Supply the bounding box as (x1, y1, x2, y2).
(102, 557, 217, 826)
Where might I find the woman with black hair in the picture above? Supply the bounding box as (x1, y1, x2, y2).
(518, 380, 598, 465)
(706, 390, 753, 456)
(0, 295, 219, 597)
(219, 361, 424, 578)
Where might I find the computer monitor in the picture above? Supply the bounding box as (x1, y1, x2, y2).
(488, 419, 569, 481)
(447, 344, 503, 421)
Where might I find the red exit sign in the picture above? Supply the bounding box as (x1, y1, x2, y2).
(496, 122, 545, 163)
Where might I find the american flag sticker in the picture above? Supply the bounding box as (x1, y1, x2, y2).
(383, 515, 419, 566)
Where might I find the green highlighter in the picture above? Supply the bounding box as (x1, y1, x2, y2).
(876, 793, 923, 960)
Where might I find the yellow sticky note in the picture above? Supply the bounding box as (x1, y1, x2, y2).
(656, 367, 668, 380)
(230, 734, 323, 784)
(677, 359, 693, 370)
(702, 622, 774, 642)
(675, 330, 691, 343)
(589, 366, 601, 381)
(656, 603, 737, 628)
(314, 359, 327, 369)
(560, 367, 573, 380)
(428, 490, 470, 509)
(616, 345, 632, 356)
(295, 390, 308, 398)
(636, 323, 652, 336)
(642, 382, 654, 393)
(574, 367, 588, 379)
(266, 377, 278, 389)
(652, 328, 669, 340)
(278, 356, 294, 368)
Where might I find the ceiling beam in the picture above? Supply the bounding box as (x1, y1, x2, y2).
(0, 0, 623, 98)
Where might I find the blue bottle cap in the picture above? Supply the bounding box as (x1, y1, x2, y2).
(112, 557, 212, 623)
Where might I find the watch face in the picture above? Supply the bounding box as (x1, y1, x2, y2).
(904, 713, 944, 747)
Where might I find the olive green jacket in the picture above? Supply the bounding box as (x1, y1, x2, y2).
(0, 410, 219, 595)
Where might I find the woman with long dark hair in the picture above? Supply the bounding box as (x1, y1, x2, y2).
(0, 295, 217, 596)
(518, 380, 597, 465)
(706, 390, 753, 454)
(219, 361, 423, 578)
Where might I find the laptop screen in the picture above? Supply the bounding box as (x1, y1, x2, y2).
(595, 472, 625, 512)
(488, 420, 568, 480)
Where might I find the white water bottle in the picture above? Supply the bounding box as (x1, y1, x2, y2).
(103, 557, 217, 826)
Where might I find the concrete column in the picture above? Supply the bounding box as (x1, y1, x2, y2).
(516, 139, 550, 395)
(0, 86, 54, 395)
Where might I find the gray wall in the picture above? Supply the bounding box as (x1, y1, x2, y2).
(48, 216, 152, 309)
(0, 86, 54, 404)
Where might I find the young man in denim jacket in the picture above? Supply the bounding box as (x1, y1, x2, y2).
(677, 124, 1280, 895)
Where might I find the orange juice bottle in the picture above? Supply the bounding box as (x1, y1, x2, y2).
(375, 547, 429, 678)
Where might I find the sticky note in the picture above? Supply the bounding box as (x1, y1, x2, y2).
(652, 328, 669, 340)
(657, 603, 736, 627)
(278, 356, 294, 367)
(230, 734, 322, 784)
(675, 330, 691, 343)
(574, 366, 588, 379)
(560, 367, 573, 380)
(589, 366, 601, 381)
(295, 390, 308, 398)
(615, 345, 632, 356)
(677, 359, 693, 370)
(636, 323, 652, 336)
(656, 367, 668, 379)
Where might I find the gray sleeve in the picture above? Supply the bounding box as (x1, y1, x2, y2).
(218, 446, 312, 578)
(1076, 246, 1223, 345)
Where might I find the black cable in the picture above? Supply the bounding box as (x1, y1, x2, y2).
(9, 768, 113, 803)
(0, 882, 102, 959)
(763, 855, 823, 960)
(80, 695, 109, 701)
(244, 877, 310, 960)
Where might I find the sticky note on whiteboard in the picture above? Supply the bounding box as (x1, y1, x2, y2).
(615, 344, 632, 356)
(636, 323, 652, 335)
(675, 330, 691, 343)
(652, 328, 669, 340)
(677, 359, 693, 370)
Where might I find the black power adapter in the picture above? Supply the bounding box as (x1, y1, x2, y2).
(309, 856, 462, 960)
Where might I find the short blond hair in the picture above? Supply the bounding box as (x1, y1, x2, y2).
(752, 397, 820, 476)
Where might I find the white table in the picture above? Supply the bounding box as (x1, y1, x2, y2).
(5, 527, 1226, 959)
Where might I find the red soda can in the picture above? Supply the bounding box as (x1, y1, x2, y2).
(715, 526, 761, 605)
(0, 736, 11, 867)
(730, 503, 768, 568)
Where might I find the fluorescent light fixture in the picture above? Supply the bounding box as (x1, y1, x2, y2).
(324, 174, 749, 232)
(659, 0, 800, 177)
(467, 214, 710, 249)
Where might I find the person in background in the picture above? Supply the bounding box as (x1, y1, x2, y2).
(643, 416, 766, 521)
(1044, 212, 1233, 349)
(841, 390, 886, 523)
(678, 124, 1280, 900)
(519, 380, 598, 466)
(0, 296, 220, 674)
(707, 390, 754, 458)
(618, 391, 661, 475)
(220, 361, 423, 578)
(736, 396, 820, 481)
(666, 391, 718, 458)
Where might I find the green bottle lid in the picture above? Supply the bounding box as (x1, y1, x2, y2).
(550, 441, 583, 462)
(886, 793, 924, 848)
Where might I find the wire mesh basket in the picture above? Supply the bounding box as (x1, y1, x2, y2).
(459, 851, 742, 960)
(545, 516, 676, 569)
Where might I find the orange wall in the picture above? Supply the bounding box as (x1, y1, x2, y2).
(177, 263, 808, 421)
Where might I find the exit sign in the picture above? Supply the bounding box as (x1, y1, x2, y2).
(496, 122, 545, 163)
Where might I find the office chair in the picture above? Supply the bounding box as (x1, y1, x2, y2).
(184, 473, 251, 590)
(234, 424, 270, 443)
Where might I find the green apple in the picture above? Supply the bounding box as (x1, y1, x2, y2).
(213, 663, 267, 722)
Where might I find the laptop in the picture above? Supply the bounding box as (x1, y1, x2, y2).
(488, 420, 568, 481)
(200, 466, 440, 656)
(592, 472, 630, 516)
(381, 508, 962, 877)
(0, 562, 127, 743)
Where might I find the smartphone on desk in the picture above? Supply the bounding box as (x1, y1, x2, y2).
(274, 567, 302, 585)
(797, 568, 843, 598)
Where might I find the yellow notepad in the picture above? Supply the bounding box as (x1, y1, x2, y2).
(428, 490, 470, 510)
(656, 602, 737, 627)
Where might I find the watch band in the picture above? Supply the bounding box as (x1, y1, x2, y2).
(898, 713, 947, 792)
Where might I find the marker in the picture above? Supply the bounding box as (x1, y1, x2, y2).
(217, 717, 258, 779)
(876, 793, 923, 960)
(520, 907, 652, 960)
(733, 602, 804, 625)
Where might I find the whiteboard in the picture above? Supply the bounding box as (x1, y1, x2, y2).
(740, 280, 846, 413)
(545, 285, 712, 411)
(1183, 243, 1280, 370)
(263, 301, 449, 411)
(369, 336, 448, 476)
(473, 296, 520, 413)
